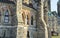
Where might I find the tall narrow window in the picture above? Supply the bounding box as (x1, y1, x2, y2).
(27, 15, 29, 25)
(0, 11, 1, 16)
(4, 10, 9, 23)
(31, 16, 33, 25)
(0, 12, 1, 22)
(27, 31, 30, 38)
(22, 13, 25, 24)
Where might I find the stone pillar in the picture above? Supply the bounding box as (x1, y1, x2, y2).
(36, 0, 48, 38)
(44, 0, 51, 38)
(36, 0, 46, 38)
(44, 0, 48, 38)
(16, 0, 27, 38)
(44, 0, 48, 24)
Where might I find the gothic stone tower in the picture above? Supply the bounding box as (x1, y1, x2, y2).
(0, 0, 16, 38)
(36, 0, 48, 38)
(16, 0, 48, 38)
(0, 0, 49, 38)
(16, 0, 37, 38)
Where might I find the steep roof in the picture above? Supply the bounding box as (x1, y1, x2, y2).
(0, 0, 15, 4)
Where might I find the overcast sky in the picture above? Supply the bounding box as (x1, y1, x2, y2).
(51, 0, 58, 12)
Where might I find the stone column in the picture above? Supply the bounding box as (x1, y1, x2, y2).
(36, 0, 45, 38)
(44, 0, 51, 38)
(44, 0, 48, 38)
(44, 0, 48, 24)
(16, 0, 27, 38)
(36, 0, 48, 38)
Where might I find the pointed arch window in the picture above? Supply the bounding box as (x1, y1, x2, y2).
(27, 15, 29, 25)
(22, 13, 25, 24)
(31, 16, 33, 25)
(4, 10, 9, 23)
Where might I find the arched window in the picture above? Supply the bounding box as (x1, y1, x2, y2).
(22, 13, 25, 24)
(4, 10, 9, 23)
(31, 16, 33, 25)
(27, 15, 29, 25)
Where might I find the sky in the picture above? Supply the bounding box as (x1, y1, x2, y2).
(51, 0, 58, 12)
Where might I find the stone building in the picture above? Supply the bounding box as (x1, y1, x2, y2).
(51, 11, 58, 32)
(0, 0, 16, 38)
(0, 0, 50, 38)
(48, 11, 58, 34)
(57, 16, 60, 33)
(16, 0, 49, 38)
